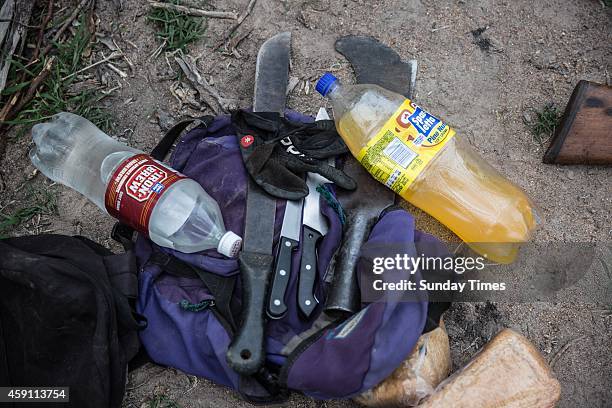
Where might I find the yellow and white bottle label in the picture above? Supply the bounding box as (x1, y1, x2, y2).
(357, 99, 455, 194)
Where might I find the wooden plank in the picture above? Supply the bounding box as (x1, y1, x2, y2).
(0, 0, 15, 46)
(0, 0, 16, 93)
(0, 0, 33, 94)
(543, 80, 612, 165)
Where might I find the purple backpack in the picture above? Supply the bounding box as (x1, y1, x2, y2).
(130, 112, 449, 402)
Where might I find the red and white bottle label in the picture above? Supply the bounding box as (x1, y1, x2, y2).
(104, 154, 186, 234)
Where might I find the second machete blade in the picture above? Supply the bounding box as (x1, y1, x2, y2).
(324, 36, 417, 317)
(335, 35, 417, 99)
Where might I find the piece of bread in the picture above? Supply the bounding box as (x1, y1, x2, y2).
(355, 321, 452, 407)
(418, 328, 561, 408)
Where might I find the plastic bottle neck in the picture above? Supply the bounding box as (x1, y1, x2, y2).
(326, 82, 341, 99)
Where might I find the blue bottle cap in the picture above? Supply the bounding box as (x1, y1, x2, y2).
(316, 73, 338, 96)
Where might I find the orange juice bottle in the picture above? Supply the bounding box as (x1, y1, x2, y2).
(315, 73, 539, 263)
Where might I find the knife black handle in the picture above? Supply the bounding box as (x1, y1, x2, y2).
(267, 236, 298, 319)
(226, 250, 274, 375)
(298, 225, 322, 318)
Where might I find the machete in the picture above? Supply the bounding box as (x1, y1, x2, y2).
(325, 35, 418, 316)
(226, 32, 291, 375)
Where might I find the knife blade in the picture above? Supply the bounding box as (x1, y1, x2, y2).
(267, 197, 303, 319)
(226, 32, 291, 376)
(297, 176, 324, 318)
(297, 108, 332, 318)
(316, 107, 330, 121)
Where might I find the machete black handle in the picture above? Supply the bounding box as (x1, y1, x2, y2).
(298, 225, 322, 318)
(226, 250, 274, 375)
(267, 236, 298, 319)
(325, 212, 376, 317)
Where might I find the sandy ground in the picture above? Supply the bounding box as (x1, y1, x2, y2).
(1, 0, 611, 407)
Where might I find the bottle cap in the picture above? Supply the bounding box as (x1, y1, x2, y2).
(316, 73, 338, 96)
(218, 231, 242, 258)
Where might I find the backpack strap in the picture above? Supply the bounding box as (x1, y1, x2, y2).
(151, 115, 215, 161)
(74, 236, 140, 302)
(73, 235, 148, 361)
(147, 251, 291, 403)
(111, 222, 137, 251)
(148, 251, 238, 332)
(103, 252, 139, 299)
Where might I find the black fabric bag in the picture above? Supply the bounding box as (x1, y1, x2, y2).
(0, 234, 145, 407)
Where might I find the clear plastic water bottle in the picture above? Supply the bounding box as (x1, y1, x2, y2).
(30, 112, 242, 257)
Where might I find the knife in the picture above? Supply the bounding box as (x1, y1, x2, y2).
(316, 107, 330, 121)
(226, 32, 291, 375)
(267, 197, 303, 319)
(297, 108, 332, 318)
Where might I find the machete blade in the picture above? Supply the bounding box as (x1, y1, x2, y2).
(226, 32, 291, 375)
(335, 35, 417, 99)
(242, 31, 291, 254)
(254, 31, 291, 114)
(324, 36, 417, 316)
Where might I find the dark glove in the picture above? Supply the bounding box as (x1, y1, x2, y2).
(232, 110, 357, 200)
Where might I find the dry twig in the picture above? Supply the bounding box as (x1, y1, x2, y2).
(0, 56, 55, 123)
(123, 37, 138, 50)
(431, 25, 450, 32)
(112, 38, 134, 71)
(174, 55, 237, 114)
(0, 0, 91, 129)
(147, 1, 237, 19)
(214, 0, 257, 51)
(60, 51, 122, 81)
(148, 39, 166, 60)
(0, 0, 34, 158)
(224, 27, 252, 57)
(42, 0, 92, 57)
(33, 0, 54, 61)
(107, 62, 128, 78)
